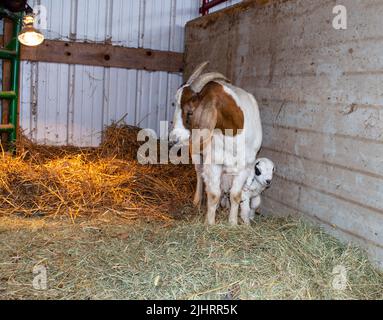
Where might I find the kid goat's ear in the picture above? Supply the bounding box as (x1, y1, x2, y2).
(255, 162, 261, 176)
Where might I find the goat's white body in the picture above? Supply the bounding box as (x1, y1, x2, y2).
(204, 81, 262, 225)
(170, 80, 262, 225)
(213, 81, 262, 169)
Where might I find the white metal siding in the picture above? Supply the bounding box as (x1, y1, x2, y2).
(20, 0, 203, 146)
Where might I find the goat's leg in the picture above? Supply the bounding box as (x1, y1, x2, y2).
(249, 208, 256, 220)
(250, 196, 261, 219)
(229, 170, 250, 226)
(203, 165, 222, 225)
(240, 198, 251, 225)
(206, 191, 220, 225)
(193, 164, 204, 208)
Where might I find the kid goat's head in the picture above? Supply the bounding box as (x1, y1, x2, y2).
(254, 158, 275, 188)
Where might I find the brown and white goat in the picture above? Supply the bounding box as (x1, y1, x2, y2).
(170, 62, 263, 225)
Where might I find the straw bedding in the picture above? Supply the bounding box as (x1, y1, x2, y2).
(0, 124, 196, 221)
(1, 215, 383, 299)
(1, 125, 383, 300)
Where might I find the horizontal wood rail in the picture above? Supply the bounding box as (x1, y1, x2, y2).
(20, 40, 184, 73)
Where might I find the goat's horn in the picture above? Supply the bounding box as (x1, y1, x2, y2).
(186, 61, 210, 85)
(190, 72, 229, 93)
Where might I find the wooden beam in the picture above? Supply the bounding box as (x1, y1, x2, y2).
(20, 40, 184, 73)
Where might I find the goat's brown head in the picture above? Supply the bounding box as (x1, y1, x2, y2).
(181, 73, 244, 133)
(179, 64, 231, 131)
(170, 62, 243, 148)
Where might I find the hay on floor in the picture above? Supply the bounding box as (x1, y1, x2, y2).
(0, 124, 195, 221)
(0, 215, 383, 300)
(1, 124, 383, 300)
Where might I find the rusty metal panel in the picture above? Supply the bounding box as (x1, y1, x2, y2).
(208, 0, 242, 13)
(184, 0, 383, 268)
(20, 0, 200, 146)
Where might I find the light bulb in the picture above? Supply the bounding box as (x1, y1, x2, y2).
(18, 13, 45, 47)
(18, 29, 44, 46)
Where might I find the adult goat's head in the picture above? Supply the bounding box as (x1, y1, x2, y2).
(170, 62, 229, 146)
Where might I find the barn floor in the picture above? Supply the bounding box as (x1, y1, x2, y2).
(1, 126, 383, 300)
(1, 213, 383, 300)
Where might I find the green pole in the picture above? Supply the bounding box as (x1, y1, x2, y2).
(8, 14, 22, 144)
(0, 91, 17, 99)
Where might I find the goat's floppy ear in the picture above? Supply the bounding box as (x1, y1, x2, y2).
(189, 101, 218, 155)
(191, 100, 218, 131)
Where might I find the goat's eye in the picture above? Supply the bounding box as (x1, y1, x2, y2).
(255, 167, 261, 176)
(185, 110, 193, 126)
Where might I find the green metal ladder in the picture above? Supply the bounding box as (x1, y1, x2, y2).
(0, 9, 22, 146)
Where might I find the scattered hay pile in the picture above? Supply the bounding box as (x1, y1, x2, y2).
(1, 216, 383, 299)
(99, 123, 142, 159)
(0, 124, 196, 220)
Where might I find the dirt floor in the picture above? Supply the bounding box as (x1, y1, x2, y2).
(1, 213, 383, 300)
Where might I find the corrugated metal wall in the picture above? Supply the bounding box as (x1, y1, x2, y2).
(19, 0, 240, 146)
(184, 0, 383, 267)
(20, 0, 197, 146)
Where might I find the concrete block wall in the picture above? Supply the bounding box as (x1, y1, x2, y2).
(184, 0, 383, 267)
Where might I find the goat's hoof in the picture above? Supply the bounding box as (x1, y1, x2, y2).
(206, 218, 216, 226)
(229, 219, 238, 226)
(193, 198, 201, 208)
(241, 216, 251, 226)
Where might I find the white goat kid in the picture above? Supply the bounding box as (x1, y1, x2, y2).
(169, 62, 263, 226)
(221, 158, 275, 225)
